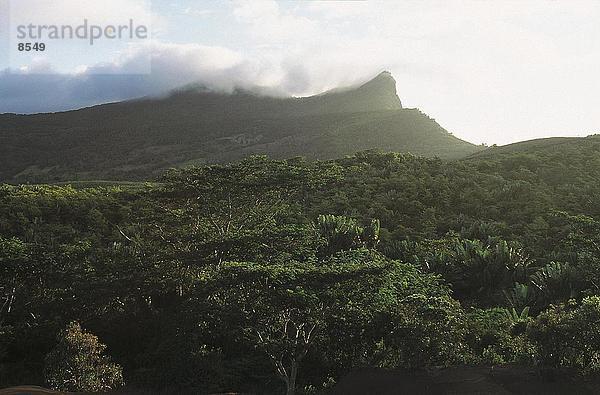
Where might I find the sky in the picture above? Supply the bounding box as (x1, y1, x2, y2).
(0, 0, 599, 145)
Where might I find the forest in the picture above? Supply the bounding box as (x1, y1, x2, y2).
(2, 138, 600, 394)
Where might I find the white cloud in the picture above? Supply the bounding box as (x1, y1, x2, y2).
(0, 41, 286, 113)
(9, 0, 152, 25)
(2, 0, 600, 144)
(306, 1, 371, 18)
(232, 0, 319, 45)
(182, 7, 213, 17)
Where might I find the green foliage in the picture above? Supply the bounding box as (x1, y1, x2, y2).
(0, 73, 480, 184)
(315, 215, 379, 256)
(155, 156, 338, 265)
(466, 308, 535, 365)
(200, 251, 389, 393)
(502, 306, 530, 324)
(375, 295, 470, 368)
(528, 297, 600, 374)
(391, 237, 531, 306)
(1, 146, 600, 391)
(530, 262, 582, 305)
(44, 322, 123, 392)
(504, 282, 536, 311)
(201, 250, 464, 393)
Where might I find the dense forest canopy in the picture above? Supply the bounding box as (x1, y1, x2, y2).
(1, 138, 600, 393)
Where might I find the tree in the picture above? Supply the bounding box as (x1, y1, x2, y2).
(0, 237, 27, 327)
(134, 157, 340, 298)
(200, 249, 467, 394)
(391, 237, 532, 306)
(44, 322, 123, 392)
(315, 214, 379, 257)
(156, 156, 340, 265)
(201, 251, 397, 395)
(375, 295, 470, 368)
(530, 262, 582, 306)
(466, 308, 535, 365)
(528, 296, 600, 374)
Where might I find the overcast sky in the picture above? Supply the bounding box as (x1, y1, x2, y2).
(1, 0, 599, 145)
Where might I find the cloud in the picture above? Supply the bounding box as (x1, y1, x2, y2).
(0, 41, 255, 113)
(0, 29, 391, 114)
(306, 1, 370, 18)
(1, 0, 599, 145)
(182, 7, 213, 17)
(1, 0, 452, 113)
(9, 0, 152, 25)
(231, 0, 319, 45)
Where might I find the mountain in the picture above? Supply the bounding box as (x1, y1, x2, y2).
(466, 136, 597, 159)
(0, 71, 482, 183)
(464, 135, 600, 188)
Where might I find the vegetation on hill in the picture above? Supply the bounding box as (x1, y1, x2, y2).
(1, 140, 600, 393)
(0, 73, 481, 183)
(467, 135, 599, 158)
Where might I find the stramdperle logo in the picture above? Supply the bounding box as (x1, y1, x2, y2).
(6, 0, 152, 74)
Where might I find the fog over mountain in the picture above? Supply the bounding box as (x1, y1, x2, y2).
(3, 3, 600, 393)
(0, 71, 482, 183)
(0, 42, 385, 115)
(1, 1, 599, 145)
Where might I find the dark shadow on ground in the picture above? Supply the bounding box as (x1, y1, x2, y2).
(331, 366, 600, 395)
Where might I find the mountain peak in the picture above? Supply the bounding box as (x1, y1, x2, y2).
(358, 71, 397, 92)
(0, 69, 482, 183)
(371, 70, 394, 81)
(167, 71, 401, 113)
(349, 70, 402, 110)
(294, 71, 401, 114)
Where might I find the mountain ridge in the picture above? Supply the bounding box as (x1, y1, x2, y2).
(466, 136, 597, 159)
(0, 72, 482, 183)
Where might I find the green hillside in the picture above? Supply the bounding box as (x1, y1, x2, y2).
(3, 146, 600, 393)
(467, 136, 597, 158)
(464, 135, 600, 186)
(0, 72, 481, 183)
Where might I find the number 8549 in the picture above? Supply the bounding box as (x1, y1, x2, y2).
(18, 42, 46, 51)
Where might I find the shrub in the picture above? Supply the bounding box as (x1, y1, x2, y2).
(44, 322, 124, 392)
(529, 296, 600, 374)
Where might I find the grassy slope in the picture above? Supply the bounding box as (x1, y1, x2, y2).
(467, 136, 597, 159)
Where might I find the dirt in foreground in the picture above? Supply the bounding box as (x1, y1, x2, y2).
(332, 366, 600, 395)
(0, 386, 66, 395)
(4, 366, 598, 395)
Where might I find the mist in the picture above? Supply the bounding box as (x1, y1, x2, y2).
(1, 0, 599, 144)
(0, 41, 382, 114)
